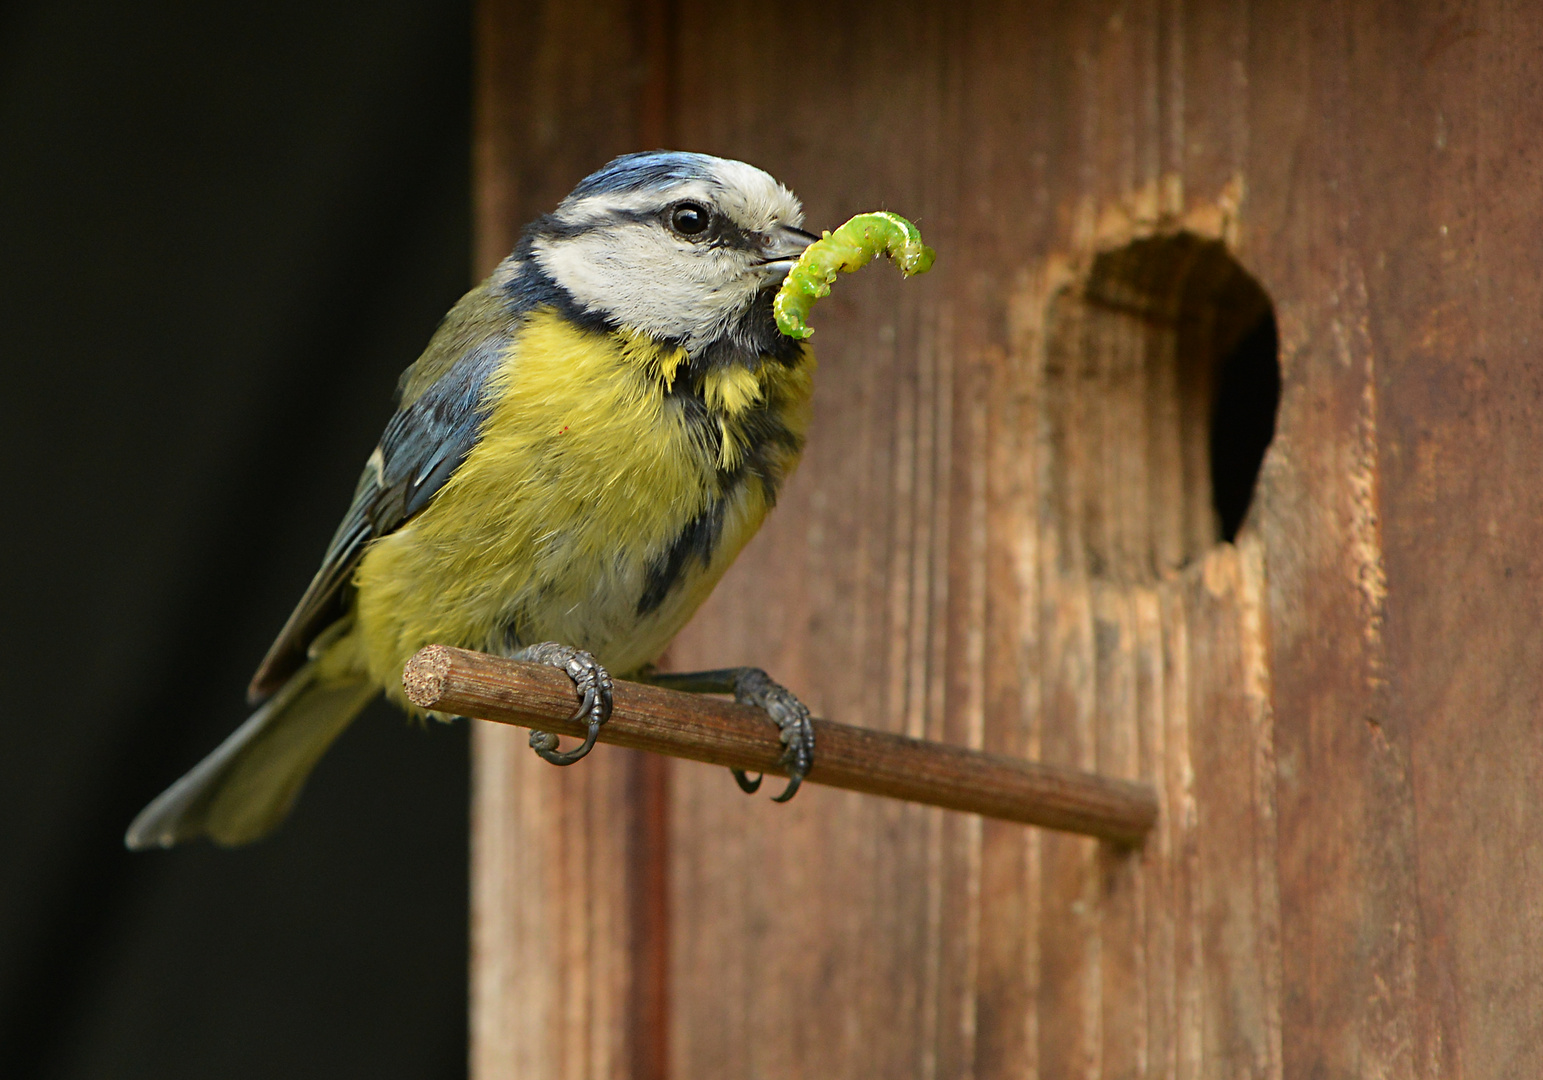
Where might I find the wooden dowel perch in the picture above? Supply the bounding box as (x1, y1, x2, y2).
(405, 645, 1159, 846)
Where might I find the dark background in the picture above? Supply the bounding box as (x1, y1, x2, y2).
(0, 2, 473, 1076)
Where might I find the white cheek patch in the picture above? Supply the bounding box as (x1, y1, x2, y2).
(534, 224, 763, 351)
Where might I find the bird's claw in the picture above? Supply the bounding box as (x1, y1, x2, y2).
(731, 769, 762, 794)
(512, 643, 612, 766)
(732, 668, 814, 803)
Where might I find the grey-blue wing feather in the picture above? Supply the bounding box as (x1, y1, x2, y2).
(247, 282, 521, 702)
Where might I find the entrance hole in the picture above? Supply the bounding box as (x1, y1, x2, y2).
(1042, 232, 1279, 583)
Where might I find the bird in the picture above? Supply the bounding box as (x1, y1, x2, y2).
(126, 151, 824, 849)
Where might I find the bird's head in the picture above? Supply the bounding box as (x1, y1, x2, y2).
(521, 151, 816, 357)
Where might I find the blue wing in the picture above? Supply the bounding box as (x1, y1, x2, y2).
(246, 286, 516, 702)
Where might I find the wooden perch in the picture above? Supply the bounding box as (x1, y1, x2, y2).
(404, 644, 1159, 846)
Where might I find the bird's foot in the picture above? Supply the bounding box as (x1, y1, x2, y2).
(645, 666, 813, 801)
(733, 668, 814, 802)
(511, 643, 613, 766)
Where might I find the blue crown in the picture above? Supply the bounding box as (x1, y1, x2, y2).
(569, 151, 721, 198)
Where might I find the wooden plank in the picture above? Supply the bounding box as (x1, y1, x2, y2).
(476, 0, 1543, 1075)
(658, 3, 1289, 1077)
(472, 5, 666, 1079)
(1248, 2, 1414, 1076)
(1260, 3, 1543, 1076)
(665, 6, 973, 1077)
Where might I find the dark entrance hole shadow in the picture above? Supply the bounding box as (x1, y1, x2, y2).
(1043, 232, 1280, 582)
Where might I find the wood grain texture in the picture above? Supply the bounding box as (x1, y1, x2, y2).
(475, 1, 1543, 1076)
(409, 645, 1159, 842)
(472, 5, 669, 1078)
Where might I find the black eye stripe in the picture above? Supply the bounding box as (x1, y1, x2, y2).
(530, 202, 761, 253)
(527, 207, 655, 241)
(708, 219, 758, 252)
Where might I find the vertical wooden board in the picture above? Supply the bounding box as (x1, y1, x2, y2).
(1346, 3, 1543, 1076)
(663, 3, 980, 1078)
(971, 111, 1052, 1071)
(962, 0, 1070, 1037)
(1132, 583, 1178, 1080)
(1181, 547, 1281, 1079)
(473, 730, 637, 1080)
(1026, 18, 1107, 1073)
(1021, 7, 1281, 1080)
(659, 1, 1285, 1077)
(1092, 582, 1146, 1080)
(472, 4, 669, 1079)
(1159, 582, 1205, 1080)
(1034, 590, 1101, 1080)
(1243, 2, 1424, 1077)
(1178, 0, 1251, 195)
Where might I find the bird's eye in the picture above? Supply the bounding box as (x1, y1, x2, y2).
(670, 202, 711, 236)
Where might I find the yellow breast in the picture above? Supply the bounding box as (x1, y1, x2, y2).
(345, 308, 814, 702)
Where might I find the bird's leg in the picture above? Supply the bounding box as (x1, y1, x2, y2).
(641, 667, 814, 802)
(512, 643, 613, 766)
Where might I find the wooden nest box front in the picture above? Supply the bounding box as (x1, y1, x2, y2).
(472, 3, 1541, 1077)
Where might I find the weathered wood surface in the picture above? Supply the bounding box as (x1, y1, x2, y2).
(408, 645, 1159, 842)
(471, 7, 671, 1079)
(475, 2, 1543, 1077)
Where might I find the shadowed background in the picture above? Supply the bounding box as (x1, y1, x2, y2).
(0, 2, 472, 1076)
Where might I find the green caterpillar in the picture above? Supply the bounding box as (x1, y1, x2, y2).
(773, 211, 936, 340)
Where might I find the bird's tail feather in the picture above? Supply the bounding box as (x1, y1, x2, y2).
(125, 663, 377, 849)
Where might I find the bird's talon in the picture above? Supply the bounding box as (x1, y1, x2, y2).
(771, 775, 803, 803)
(730, 669, 813, 803)
(642, 665, 813, 801)
(513, 643, 612, 767)
(733, 769, 763, 794)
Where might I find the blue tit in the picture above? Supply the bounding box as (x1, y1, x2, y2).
(127, 151, 823, 849)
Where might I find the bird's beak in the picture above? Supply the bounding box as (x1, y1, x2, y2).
(756, 224, 819, 273)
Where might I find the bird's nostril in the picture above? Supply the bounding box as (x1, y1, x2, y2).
(760, 227, 816, 264)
